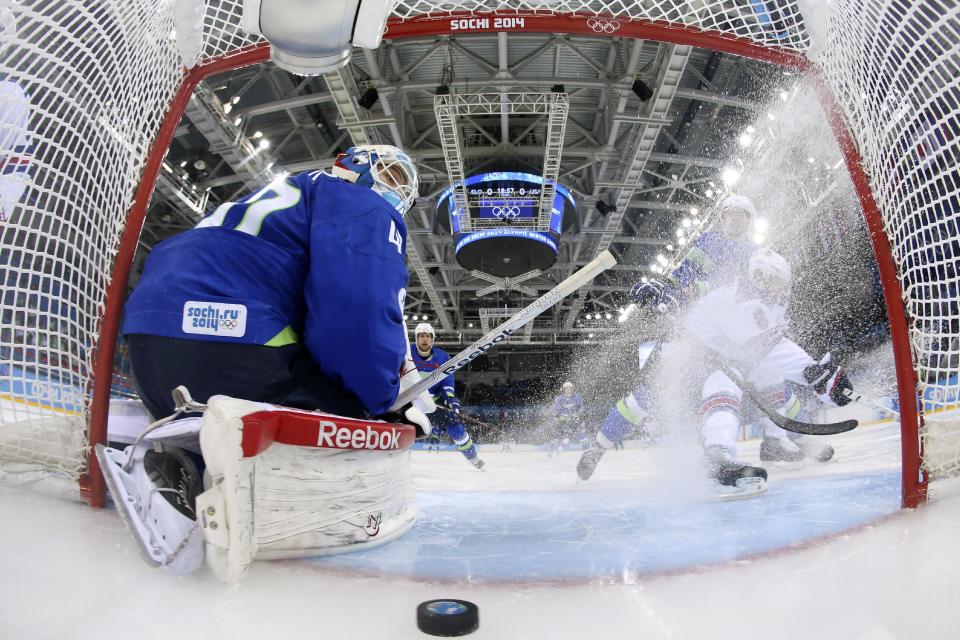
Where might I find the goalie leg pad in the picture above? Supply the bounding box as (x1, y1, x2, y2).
(196, 396, 419, 582)
(96, 443, 204, 575)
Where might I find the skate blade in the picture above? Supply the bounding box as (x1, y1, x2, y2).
(96, 444, 164, 568)
(715, 476, 768, 501)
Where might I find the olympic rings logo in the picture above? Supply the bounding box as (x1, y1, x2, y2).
(491, 205, 521, 219)
(587, 18, 621, 33)
(220, 319, 238, 329)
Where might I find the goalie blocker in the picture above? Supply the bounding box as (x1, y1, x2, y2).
(98, 396, 419, 582)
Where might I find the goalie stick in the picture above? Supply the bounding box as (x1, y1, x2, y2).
(391, 250, 617, 411)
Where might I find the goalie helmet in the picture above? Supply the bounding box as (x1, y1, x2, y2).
(747, 248, 792, 305)
(414, 322, 435, 338)
(333, 145, 419, 216)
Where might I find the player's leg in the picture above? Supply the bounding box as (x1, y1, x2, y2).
(700, 370, 767, 487)
(125, 335, 365, 419)
(757, 384, 805, 462)
(577, 386, 651, 480)
(445, 419, 483, 468)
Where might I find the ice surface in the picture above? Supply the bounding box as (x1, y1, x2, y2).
(2, 417, 960, 639)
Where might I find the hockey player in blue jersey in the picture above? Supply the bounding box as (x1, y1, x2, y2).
(410, 322, 484, 469)
(122, 144, 430, 436)
(548, 381, 586, 455)
(577, 195, 760, 481)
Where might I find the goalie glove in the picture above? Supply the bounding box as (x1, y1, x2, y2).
(804, 354, 853, 406)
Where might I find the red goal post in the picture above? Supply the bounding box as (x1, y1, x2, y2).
(0, 1, 952, 509)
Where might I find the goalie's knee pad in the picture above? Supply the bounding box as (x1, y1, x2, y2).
(196, 396, 419, 583)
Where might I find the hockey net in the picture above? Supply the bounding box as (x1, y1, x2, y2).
(0, 0, 956, 507)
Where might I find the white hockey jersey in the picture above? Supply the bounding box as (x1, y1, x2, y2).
(683, 282, 815, 386)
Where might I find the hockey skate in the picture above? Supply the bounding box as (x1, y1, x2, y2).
(759, 436, 805, 463)
(96, 441, 204, 574)
(468, 456, 485, 470)
(704, 445, 767, 499)
(576, 444, 606, 481)
(794, 435, 835, 462)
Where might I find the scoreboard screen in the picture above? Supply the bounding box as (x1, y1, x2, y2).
(435, 172, 575, 234)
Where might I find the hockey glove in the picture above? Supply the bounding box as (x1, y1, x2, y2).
(804, 355, 853, 406)
(383, 404, 433, 439)
(448, 397, 462, 417)
(629, 280, 665, 306)
(629, 280, 678, 314)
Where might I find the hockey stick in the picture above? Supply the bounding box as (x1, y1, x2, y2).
(842, 389, 901, 419)
(391, 250, 617, 411)
(711, 360, 859, 436)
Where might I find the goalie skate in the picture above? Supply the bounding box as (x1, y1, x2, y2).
(96, 442, 204, 574)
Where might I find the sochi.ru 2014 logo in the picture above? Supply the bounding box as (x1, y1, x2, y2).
(182, 301, 247, 337)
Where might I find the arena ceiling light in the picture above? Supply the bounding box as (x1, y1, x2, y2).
(241, 0, 393, 75)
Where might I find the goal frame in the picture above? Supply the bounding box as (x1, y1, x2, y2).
(83, 12, 924, 508)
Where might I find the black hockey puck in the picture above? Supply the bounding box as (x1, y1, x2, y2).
(416, 599, 479, 636)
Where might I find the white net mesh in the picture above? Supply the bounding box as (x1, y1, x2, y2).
(0, 0, 957, 493)
(0, 0, 258, 477)
(817, 1, 960, 478)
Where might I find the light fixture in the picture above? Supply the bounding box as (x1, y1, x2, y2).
(596, 201, 616, 216)
(604, 313, 612, 320)
(585, 313, 592, 320)
(357, 86, 379, 110)
(588, 332, 595, 339)
(258, 139, 270, 149)
(631, 79, 654, 102)
(253, 130, 263, 139)
(722, 166, 741, 186)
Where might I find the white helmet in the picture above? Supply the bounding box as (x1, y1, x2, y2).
(414, 322, 435, 338)
(720, 194, 758, 222)
(333, 144, 419, 215)
(719, 194, 758, 238)
(562, 381, 573, 390)
(748, 248, 792, 304)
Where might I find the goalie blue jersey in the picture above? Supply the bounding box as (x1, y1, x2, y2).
(410, 346, 456, 403)
(122, 171, 409, 415)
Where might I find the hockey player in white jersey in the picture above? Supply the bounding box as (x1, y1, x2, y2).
(685, 248, 853, 492)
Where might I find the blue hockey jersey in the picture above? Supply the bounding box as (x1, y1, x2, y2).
(668, 231, 756, 303)
(555, 393, 584, 418)
(122, 171, 409, 415)
(410, 346, 457, 404)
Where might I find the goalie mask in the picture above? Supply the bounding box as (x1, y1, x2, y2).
(747, 248, 792, 305)
(333, 145, 419, 216)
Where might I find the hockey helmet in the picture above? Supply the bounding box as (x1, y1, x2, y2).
(333, 144, 419, 215)
(747, 248, 792, 304)
(718, 194, 758, 238)
(562, 381, 573, 390)
(414, 322, 435, 338)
